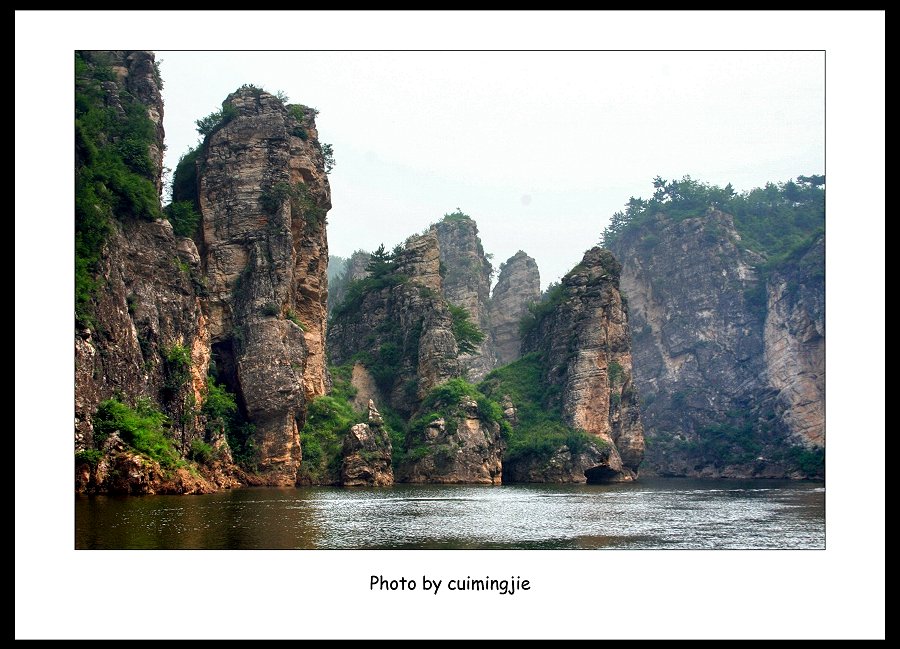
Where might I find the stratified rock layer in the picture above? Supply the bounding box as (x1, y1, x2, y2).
(764, 235, 825, 448)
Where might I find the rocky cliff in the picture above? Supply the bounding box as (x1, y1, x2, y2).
(516, 247, 645, 482)
(433, 215, 497, 380)
(74, 51, 229, 493)
(327, 233, 460, 414)
(764, 235, 825, 448)
(608, 199, 824, 478)
(75, 53, 332, 490)
(196, 86, 331, 484)
(490, 251, 541, 366)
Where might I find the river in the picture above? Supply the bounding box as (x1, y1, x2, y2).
(75, 478, 824, 549)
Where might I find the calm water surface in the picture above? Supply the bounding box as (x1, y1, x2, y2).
(75, 478, 824, 549)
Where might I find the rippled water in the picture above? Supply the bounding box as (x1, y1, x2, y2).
(75, 478, 824, 549)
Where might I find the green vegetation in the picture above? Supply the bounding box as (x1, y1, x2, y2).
(203, 377, 238, 434)
(259, 181, 327, 228)
(479, 353, 598, 465)
(320, 142, 336, 173)
(93, 398, 182, 469)
(75, 51, 161, 326)
(201, 375, 259, 467)
(188, 439, 215, 465)
(164, 200, 200, 238)
(330, 245, 409, 321)
(519, 282, 565, 340)
(286, 309, 306, 329)
(403, 378, 506, 464)
(683, 421, 762, 468)
(299, 395, 356, 481)
(298, 367, 377, 482)
(448, 304, 486, 354)
(195, 102, 238, 137)
(442, 209, 473, 223)
(162, 344, 191, 401)
(608, 360, 625, 386)
(779, 445, 825, 476)
(601, 174, 824, 266)
(171, 146, 200, 208)
(75, 449, 103, 467)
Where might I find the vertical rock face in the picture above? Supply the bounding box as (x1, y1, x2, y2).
(609, 212, 825, 478)
(764, 235, 825, 448)
(74, 51, 208, 457)
(328, 233, 460, 414)
(490, 251, 541, 365)
(341, 400, 394, 486)
(401, 396, 504, 484)
(197, 88, 331, 484)
(433, 217, 497, 380)
(523, 247, 644, 481)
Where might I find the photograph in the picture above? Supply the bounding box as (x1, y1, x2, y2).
(73, 49, 826, 551)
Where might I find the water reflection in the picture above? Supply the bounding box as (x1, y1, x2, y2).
(75, 479, 825, 550)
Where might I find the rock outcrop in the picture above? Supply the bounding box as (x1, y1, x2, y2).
(74, 51, 210, 460)
(503, 444, 613, 484)
(197, 87, 331, 484)
(75, 432, 238, 495)
(340, 400, 394, 486)
(609, 211, 825, 478)
(75, 53, 333, 491)
(490, 251, 541, 366)
(433, 216, 497, 380)
(401, 396, 504, 484)
(522, 247, 645, 481)
(328, 232, 460, 414)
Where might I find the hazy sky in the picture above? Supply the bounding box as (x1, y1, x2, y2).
(158, 51, 824, 289)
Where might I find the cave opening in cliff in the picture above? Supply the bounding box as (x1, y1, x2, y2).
(584, 466, 622, 484)
(210, 339, 249, 420)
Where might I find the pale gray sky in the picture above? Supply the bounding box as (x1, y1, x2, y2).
(158, 51, 824, 288)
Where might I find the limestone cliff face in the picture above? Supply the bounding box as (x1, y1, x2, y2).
(522, 247, 644, 481)
(433, 217, 497, 380)
(74, 51, 239, 494)
(764, 235, 825, 448)
(197, 88, 331, 484)
(609, 211, 824, 478)
(401, 396, 504, 484)
(490, 251, 540, 366)
(328, 233, 460, 414)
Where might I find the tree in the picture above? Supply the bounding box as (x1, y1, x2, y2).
(448, 304, 485, 355)
(366, 244, 394, 278)
(797, 174, 825, 187)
